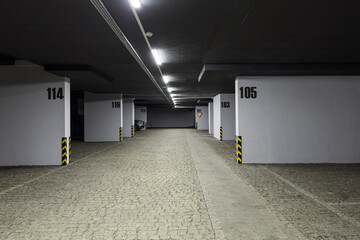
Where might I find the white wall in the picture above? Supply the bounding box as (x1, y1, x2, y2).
(213, 94, 235, 141)
(84, 92, 122, 142)
(195, 106, 209, 130)
(0, 63, 70, 166)
(208, 102, 214, 134)
(236, 76, 360, 163)
(148, 108, 195, 128)
(123, 100, 135, 137)
(135, 106, 147, 130)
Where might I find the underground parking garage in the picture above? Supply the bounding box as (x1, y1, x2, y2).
(1, 0, 360, 239)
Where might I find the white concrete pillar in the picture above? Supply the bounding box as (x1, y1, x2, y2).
(235, 80, 242, 164)
(124, 99, 135, 137)
(195, 106, 209, 130)
(213, 94, 235, 141)
(208, 102, 214, 134)
(0, 61, 70, 166)
(235, 76, 360, 164)
(135, 106, 147, 130)
(84, 92, 123, 142)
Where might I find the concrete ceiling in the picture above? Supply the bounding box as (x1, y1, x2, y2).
(1, 0, 360, 106)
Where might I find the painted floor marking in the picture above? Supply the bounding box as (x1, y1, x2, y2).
(261, 166, 360, 228)
(328, 202, 360, 206)
(0, 143, 119, 196)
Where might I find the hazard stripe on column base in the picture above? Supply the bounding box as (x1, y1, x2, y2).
(131, 125, 134, 137)
(237, 136, 242, 164)
(61, 137, 68, 165)
(119, 127, 123, 142)
(69, 137, 72, 163)
(220, 126, 223, 141)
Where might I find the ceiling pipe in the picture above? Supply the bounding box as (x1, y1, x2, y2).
(90, 0, 172, 104)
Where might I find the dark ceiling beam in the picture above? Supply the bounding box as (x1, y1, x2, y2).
(198, 65, 207, 82)
(137, 104, 175, 108)
(198, 63, 360, 82)
(44, 65, 113, 83)
(0, 52, 15, 65)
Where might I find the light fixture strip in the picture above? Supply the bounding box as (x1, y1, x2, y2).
(130, 0, 141, 8)
(128, 0, 174, 105)
(151, 49, 162, 65)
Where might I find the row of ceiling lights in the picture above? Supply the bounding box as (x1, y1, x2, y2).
(130, 0, 178, 106)
(153, 48, 177, 104)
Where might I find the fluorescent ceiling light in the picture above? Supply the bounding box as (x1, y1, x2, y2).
(151, 49, 162, 65)
(168, 88, 173, 93)
(130, 0, 141, 9)
(163, 75, 170, 84)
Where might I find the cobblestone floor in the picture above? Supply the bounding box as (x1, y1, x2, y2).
(1, 129, 359, 240)
(0, 130, 217, 240)
(195, 130, 360, 240)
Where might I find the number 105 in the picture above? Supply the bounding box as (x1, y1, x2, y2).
(239, 87, 257, 99)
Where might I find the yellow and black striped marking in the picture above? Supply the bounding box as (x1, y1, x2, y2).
(237, 136, 242, 164)
(61, 137, 67, 165)
(220, 126, 223, 141)
(119, 127, 123, 142)
(131, 125, 134, 137)
(69, 137, 72, 163)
